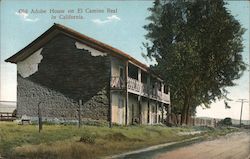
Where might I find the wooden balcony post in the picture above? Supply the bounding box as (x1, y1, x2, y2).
(147, 75, 150, 124)
(161, 102, 164, 123)
(156, 101, 158, 124)
(109, 62, 112, 128)
(168, 104, 172, 123)
(125, 61, 128, 126)
(138, 95, 142, 124)
(147, 100, 150, 124)
(138, 68, 141, 92)
(160, 82, 164, 102)
(138, 68, 142, 124)
(161, 83, 164, 94)
(147, 75, 150, 97)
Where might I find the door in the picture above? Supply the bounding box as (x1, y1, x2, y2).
(118, 98, 124, 124)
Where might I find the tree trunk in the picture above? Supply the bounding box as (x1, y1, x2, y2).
(175, 113, 179, 125)
(181, 108, 186, 125)
(181, 94, 189, 125)
(185, 103, 190, 125)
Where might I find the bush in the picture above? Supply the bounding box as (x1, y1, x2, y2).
(79, 133, 96, 144)
(218, 117, 232, 126)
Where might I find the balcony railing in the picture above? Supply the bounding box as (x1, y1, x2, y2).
(127, 77, 141, 93)
(162, 92, 170, 102)
(111, 76, 170, 103)
(141, 83, 148, 96)
(111, 76, 125, 89)
(127, 77, 170, 103)
(155, 91, 170, 102)
(157, 90, 162, 99)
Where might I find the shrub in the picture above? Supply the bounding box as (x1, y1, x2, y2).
(79, 133, 96, 144)
(218, 117, 232, 126)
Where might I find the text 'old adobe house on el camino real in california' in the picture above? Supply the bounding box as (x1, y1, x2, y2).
(5, 23, 171, 125)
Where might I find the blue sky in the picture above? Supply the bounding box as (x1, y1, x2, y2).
(0, 0, 249, 120)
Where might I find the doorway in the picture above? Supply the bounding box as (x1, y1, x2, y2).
(118, 98, 124, 124)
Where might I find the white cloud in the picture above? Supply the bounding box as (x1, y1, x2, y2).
(15, 12, 39, 22)
(92, 15, 121, 25)
(107, 15, 121, 21)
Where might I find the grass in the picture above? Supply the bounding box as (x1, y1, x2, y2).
(0, 122, 238, 159)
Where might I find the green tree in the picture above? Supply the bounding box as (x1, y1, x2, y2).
(144, 0, 246, 125)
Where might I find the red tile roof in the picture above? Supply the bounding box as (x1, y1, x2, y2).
(5, 23, 161, 78)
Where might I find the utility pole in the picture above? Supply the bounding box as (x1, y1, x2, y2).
(236, 99, 248, 128)
(0, 50, 2, 102)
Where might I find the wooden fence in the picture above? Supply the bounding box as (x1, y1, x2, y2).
(0, 112, 16, 121)
(168, 113, 219, 127)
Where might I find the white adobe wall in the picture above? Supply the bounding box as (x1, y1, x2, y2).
(75, 41, 107, 56)
(17, 48, 43, 78)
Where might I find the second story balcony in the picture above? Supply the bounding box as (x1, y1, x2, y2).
(110, 61, 170, 104)
(128, 77, 170, 103)
(111, 76, 170, 104)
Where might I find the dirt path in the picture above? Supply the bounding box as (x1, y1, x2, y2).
(155, 130, 250, 159)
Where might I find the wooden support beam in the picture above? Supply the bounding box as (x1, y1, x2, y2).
(125, 61, 128, 126)
(109, 93, 112, 128)
(109, 60, 112, 128)
(161, 82, 164, 95)
(167, 104, 171, 123)
(147, 99, 150, 124)
(161, 102, 164, 123)
(156, 101, 158, 124)
(138, 69, 141, 83)
(138, 96, 142, 124)
(147, 74, 151, 124)
(138, 68, 142, 124)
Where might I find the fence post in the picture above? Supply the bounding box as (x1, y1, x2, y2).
(38, 101, 42, 133)
(78, 99, 82, 128)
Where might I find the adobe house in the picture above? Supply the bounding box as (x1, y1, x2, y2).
(5, 23, 171, 125)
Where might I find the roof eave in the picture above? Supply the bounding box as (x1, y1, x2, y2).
(5, 24, 59, 64)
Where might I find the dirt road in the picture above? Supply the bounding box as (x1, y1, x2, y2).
(155, 130, 250, 159)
